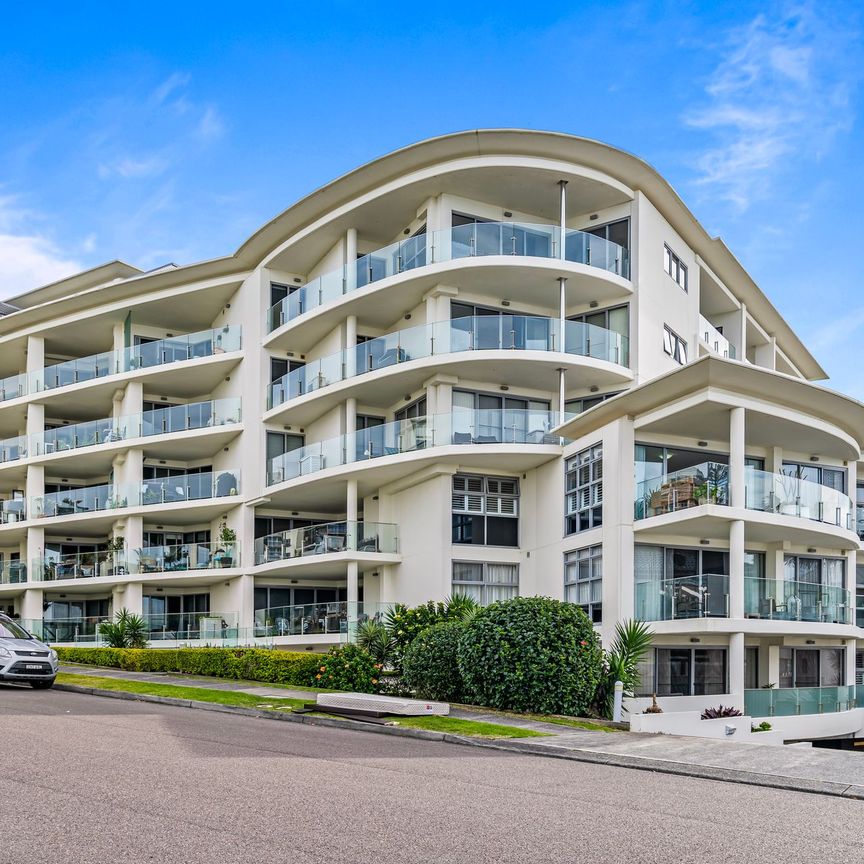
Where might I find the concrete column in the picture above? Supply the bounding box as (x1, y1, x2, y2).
(729, 406, 745, 508)
(557, 368, 566, 417)
(20, 588, 43, 625)
(729, 632, 745, 708)
(345, 313, 358, 377)
(345, 228, 357, 293)
(25, 335, 44, 383)
(114, 582, 143, 616)
(729, 520, 745, 619)
(739, 304, 747, 361)
(847, 460, 857, 537)
(345, 397, 357, 464)
(346, 479, 358, 550)
(236, 572, 255, 632)
(846, 639, 857, 688)
(767, 644, 781, 689)
(347, 561, 360, 637)
(25, 463, 44, 516)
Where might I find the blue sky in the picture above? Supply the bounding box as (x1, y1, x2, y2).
(1, 1, 862, 393)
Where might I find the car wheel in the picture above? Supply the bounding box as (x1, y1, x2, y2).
(30, 679, 54, 690)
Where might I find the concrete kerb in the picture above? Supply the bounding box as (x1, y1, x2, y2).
(52, 683, 864, 800)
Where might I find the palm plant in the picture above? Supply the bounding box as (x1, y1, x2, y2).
(594, 619, 654, 720)
(99, 608, 148, 649)
(356, 619, 395, 666)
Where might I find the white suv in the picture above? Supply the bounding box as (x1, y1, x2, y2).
(0, 614, 58, 688)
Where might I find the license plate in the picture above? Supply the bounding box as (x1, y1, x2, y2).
(25, 664, 43, 670)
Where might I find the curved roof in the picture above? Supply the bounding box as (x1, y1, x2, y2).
(3, 129, 825, 379)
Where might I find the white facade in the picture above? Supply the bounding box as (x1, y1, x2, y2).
(0, 129, 862, 740)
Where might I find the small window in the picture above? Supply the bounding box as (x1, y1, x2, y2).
(565, 445, 603, 534)
(664, 244, 688, 291)
(663, 325, 687, 365)
(564, 545, 603, 623)
(452, 474, 519, 547)
(452, 561, 519, 605)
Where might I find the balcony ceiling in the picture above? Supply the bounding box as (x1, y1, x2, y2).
(267, 166, 631, 274)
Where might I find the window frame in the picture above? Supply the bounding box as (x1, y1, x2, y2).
(565, 444, 603, 535)
(663, 243, 688, 291)
(564, 545, 603, 623)
(451, 561, 519, 605)
(452, 473, 520, 547)
(663, 324, 688, 365)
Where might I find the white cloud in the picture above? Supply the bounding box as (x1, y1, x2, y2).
(684, 3, 859, 210)
(98, 154, 169, 179)
(197, 106, 225, 141)
(0, 195, 81, 298)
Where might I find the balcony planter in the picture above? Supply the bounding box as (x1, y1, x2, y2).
(216, 521, 236, 567)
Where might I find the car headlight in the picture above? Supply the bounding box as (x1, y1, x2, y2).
(0, 647, 11, 658)
(49, 649, 58, 662)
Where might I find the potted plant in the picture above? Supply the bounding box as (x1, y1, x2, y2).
(106, 534, 125, 576)
(215, 521, 236, 567)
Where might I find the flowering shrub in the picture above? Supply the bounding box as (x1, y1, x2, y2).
(457, 596, 603, 715)
(402, 621, 466, 703)
(311, 644, 381, 693)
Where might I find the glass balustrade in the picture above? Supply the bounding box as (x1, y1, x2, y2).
(699, 314, 736, 359)
(31, 398, 241, 457)
(744, 576, 851, 624)
(254, 521, 398, 564)
(28, 616, 109, 643)
(0, 559, 27, 584)
(745, 467, 853, 530)
(0, 498, 26, 523)
(33, 551, 127, 582)
(0, 435, 27, 463)
(266, 222, 630, 331)
(139, 469, 241, 505)
(635, 574, 729, 621)
(267, 411, 563, 485)
(0, 372, 28, 403)
(267, 316, 628, 409)
(144, 611, 240, 642)
(253, 601, 390, 638)
(32, 483, 137, 518)
(745, 685, 856, 717)
(634, 461, 729, 519)
(136, 542, 239, 572)
(31, 325, 242, 393)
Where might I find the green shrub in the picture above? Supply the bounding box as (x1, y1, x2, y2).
(310, 644, 381, 693)
(457, 596, 603, 716)
(402, 621, 465, 703)
(386, 595, 478, 669)
(55, 646, 323, 686)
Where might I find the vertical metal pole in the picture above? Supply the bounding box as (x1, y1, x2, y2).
(558, 180, 568, 260)
(558, 277, 567, 352)
(558, 368, 566, 418)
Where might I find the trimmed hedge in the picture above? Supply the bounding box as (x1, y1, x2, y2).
(402, 621, 466, 703)
(457, 596, 604, 716)
(56, 646, 324, 686)
(310, 644, 382, 693)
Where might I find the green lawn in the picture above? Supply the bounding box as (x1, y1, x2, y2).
(392, 715, 549, 738)
(56, 673, 307, 711)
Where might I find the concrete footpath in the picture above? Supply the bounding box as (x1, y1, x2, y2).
(57, 663, 864, 799)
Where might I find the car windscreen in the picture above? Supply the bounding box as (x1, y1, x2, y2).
(0, 619, 33, 639)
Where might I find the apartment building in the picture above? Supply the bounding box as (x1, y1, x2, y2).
(0, 129, 861, 739)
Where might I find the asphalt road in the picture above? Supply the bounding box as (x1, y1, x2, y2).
(3, 685, 864, 864)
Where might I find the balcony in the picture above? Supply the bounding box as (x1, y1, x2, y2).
(0, 498, 25, 524)
(0, 435, 27, 463)
(29, 470, 241, 519)
(744, 685, 856, 717)
(28, 542, 240, 583)
(634, 462, 854, 534)
(266, 222, 629, 331)
(15, 326, 242, 397)
(0, 559, 27, 584)
(699, 315, 736, 359)
(25, 616, 106, 644)
(28, 398, 241, 460)
(267, 316, 628, 410)
(267, 410, 563, 485)
(745, 468, 853, 531)
(635, 574, 729, 622)
(253, 601, 389, 638)
(254, 521, 397, 564)
(145, 612, 240, 642)
(744, 577, 851, 624)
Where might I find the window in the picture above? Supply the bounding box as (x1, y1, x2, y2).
(568, 304, 629, 366)
(565, 445, 602, 534)
(780, 461, 846, 494)
(452, 562, 519, 605)
(663, 325, 687, 365)
(857, 482, 864, 540)
(564, 546, 602, 623)
(779, 647, 844, 688)
(586, 218, 629, 250)
(649, 647, 727, 696)
(663, 244, 688, 291)
(452, 474, 519, 546)
(395, 396, 426, 422)
(452, 390, 552, 444)
(564, 392, 623, 417)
